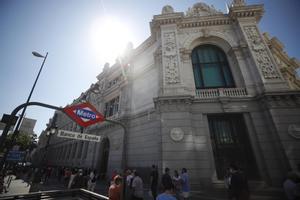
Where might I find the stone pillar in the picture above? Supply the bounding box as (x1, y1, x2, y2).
(230, 5, 289, 92)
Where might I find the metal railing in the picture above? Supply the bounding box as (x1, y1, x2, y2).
(0, 189, 109, 200)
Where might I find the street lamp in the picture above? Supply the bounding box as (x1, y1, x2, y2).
(9, 52, 48, 144)
(43, 126, 57, 166)
(0, 51, 48, 170)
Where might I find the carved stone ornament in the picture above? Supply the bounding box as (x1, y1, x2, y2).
(163, 32, 180, 84)
(170, 127, 184, 141)
(288, 124, 300, 139)
(162, 5, 174, 14)
(232, 0, 246, 7)
(244, 26, 281, 79)
(186, 2, 222, 17)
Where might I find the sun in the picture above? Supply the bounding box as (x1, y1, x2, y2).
(90, 17, 133, 64)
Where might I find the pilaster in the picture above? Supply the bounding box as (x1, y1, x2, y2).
(230, 5, 289, 93)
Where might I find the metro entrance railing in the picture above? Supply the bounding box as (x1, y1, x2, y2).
(0, 189, 109, 200)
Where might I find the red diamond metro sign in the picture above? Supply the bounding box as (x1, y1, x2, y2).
(63, 102, 105, 127)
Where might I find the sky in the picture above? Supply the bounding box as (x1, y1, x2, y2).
(0, 0, 299, 136)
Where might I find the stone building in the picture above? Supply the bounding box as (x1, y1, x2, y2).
(35, 0, 300, 190)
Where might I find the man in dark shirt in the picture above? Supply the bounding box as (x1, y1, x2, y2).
(161, 167, 173, 191)
(150, 165, 159, 200)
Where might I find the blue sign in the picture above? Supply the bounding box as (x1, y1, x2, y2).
(75, 108, 97, 120)
(7, 151, 25, 161)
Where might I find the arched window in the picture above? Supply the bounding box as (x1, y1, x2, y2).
(191, 45, 235, 89)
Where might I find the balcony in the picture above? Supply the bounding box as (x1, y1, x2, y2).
(195, 88, 248, 98)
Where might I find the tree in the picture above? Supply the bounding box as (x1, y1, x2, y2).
(3, 131, 36, 151)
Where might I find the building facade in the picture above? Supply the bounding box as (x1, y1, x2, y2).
(34, 0, 300, 189)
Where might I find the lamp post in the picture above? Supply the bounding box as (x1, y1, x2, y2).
(43, 127, 56, 164)
(8, 52, 48, 145)
(0, 52, 48, 169)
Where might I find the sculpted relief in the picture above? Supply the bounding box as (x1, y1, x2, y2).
(244, 26, 281, 79)
(163, 32, 180, 84)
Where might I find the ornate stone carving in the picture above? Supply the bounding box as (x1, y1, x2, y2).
(163, 32, 180, 84)
(244, 26, 281, 79)
(170, 127, 184, 141)
(231, 0, 246, 7)
(288, 124, 300, 139)
(162, 5, 174, 14)
(186, 3, 222, 17)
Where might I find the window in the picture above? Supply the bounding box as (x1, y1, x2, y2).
(192, 45, 235, 89)
(104, 96, 119, 117)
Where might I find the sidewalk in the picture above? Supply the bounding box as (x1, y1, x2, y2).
(1, 175, 223, 200)
(1, 175, 30, 196)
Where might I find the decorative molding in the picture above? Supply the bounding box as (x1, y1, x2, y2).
(243, 26, 281, 80)
(186, 3, 223, 17)
(154, 96, 193, 112)
(259, 91, 300, 108)
(229, 4, 264, 22)
(181, 29, 237, 50)
(163, 32, 180, 84)
(231, 0, 246, 7)
(288, 124, 300, 139)
(180, 18, 231, 28)
(179, 48, 191, 63)
(170, 128, 184, 141)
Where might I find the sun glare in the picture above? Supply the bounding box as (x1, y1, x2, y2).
(90, 17, 132, 64)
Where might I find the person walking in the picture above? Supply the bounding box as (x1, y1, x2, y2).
(172, 170, 182, 199)
(227, 164, 249, 200)
(150, 165, 159, 200)
(132, 171, 144, 200)
(72, 169, 87, 189)
(87, 170, 97, 192)
(108, 175, 123, 200)
(68, 169, 77, 189)
(125, 169, 134, 200)
(162, 167, 173, 192)
(181, 168, 190, 200)
(157, 178, 177, 200)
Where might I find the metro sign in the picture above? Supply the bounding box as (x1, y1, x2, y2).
(63, 102, 105, 127)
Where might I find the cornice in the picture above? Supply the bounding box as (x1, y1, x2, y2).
(257, 90, 300, 108)
(153, 95, 194, 105)
(179, 16, 231, 28)
(229, 4, 264, 22)
(133, 36, 156, 58)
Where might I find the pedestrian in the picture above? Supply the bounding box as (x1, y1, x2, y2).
(68, 169, 77, 189)
(172, 170, 182, 199)
(156, 180, 177, 200)
(72, 169, 87, 189)
(125, 169, 134, 200)
(132, 171, 144, 200)
(162, 167, 173, 192)
(228, 164, 249, 200)
(64, 168, 71, 186)
(108, 175, 123, 200)
(283, 171, 298, 200)
(26, 167, 33, 187)
(0, 170, 8, 194)
(87, 170, 97, 192)
(44, 166, 52, 183)
(150, 165, 159, 200)
(181, 168, 190, 200)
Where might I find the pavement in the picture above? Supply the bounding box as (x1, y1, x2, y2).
(1, 175, 30, 196)
(0, 175, 283, 200)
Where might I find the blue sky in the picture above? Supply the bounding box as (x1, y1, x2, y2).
(0, 0, 299, 136)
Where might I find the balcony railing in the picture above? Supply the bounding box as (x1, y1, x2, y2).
(195, 88, 248, 98)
